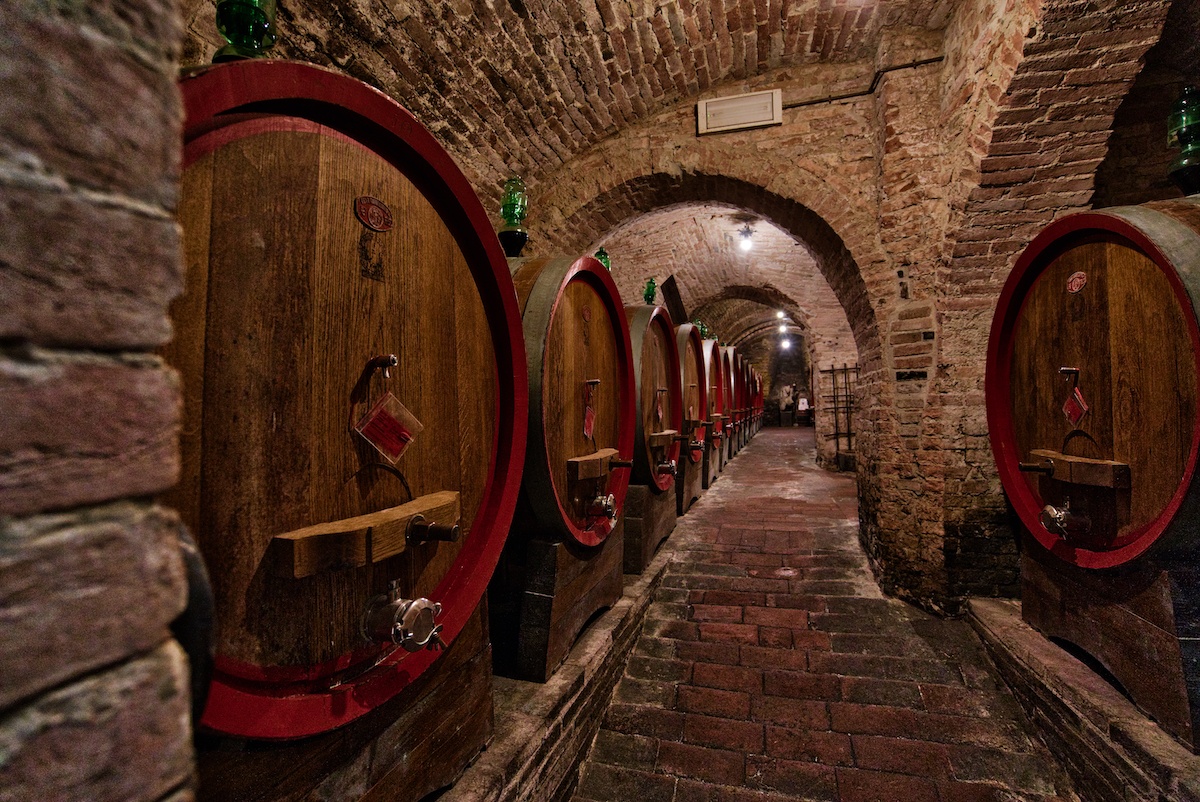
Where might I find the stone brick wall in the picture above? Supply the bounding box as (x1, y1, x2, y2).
(931, 0, 1174, 603)
(1092, 0, 1200, 208)
(0, 3, 192, 800)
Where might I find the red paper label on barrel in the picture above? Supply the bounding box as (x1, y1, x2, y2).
(355, 392, 424, 463)
(1062, 386, 1089, 429)
(584, 405, 596, 439)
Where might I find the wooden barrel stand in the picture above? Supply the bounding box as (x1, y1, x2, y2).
(490, 256, 636, 681)
(988, 198, 1200, 750)
(491, 526, 625, 683)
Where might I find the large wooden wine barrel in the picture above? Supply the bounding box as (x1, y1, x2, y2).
(721, 346, 738, 458)
(736, 355, 750, 447)
(987, 199, 1200, 569)
(703, 339, 727, 477)
(168, 61, 527, 740)
(752, 371, 764, 433)
(626, 306, 683, 492)
(510, 255, 636, 544)
(676, 323, 709, 465)
(492, 255, 635, 680)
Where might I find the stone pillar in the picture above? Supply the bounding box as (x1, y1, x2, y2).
(0, 3, 193, 800)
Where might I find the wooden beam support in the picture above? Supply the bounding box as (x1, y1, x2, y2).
(648, 429, 679, 449)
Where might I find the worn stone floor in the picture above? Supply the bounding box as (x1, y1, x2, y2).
(571, 426, 1078, 802)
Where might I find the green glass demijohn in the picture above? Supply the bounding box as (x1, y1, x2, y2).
(213, 0, 278, 62)
(594, 247, 611, 271)
(497, 176, 529, 257)
(1169, 85, 1200, 196)
(643, 277, 657, 305)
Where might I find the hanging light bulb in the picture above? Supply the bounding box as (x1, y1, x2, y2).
(775, 310, 785, 319)
(778, 323, 787, 333)
(738, 224, 754, 251)
(780, 339, 791, 350)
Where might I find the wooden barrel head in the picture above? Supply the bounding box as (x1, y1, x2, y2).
(676, 323, 708, 464)
(168, 61, 528, 738)
(626, 306, 684, 491)
(988, 200, 1200, 568)
(512, 256, 636, 546)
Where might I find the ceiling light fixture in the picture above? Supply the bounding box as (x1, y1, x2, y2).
(738, 224, 754, 252)
(776, 310, 785, 319)
(778, 324, 787, 333)
(781, 339, 791, 350)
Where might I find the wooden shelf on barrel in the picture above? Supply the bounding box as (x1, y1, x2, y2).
(268, 491, 461, 578)
(988, 197, 1200, 751)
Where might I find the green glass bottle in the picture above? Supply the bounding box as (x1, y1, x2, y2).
(1169, 85, 1200, 196)
(594, 247, 611, 271)
(643, 277, 657, 305)
(213, 0, 277, 62)
(497, 177, 529, 257)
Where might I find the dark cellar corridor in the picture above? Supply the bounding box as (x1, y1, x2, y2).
(570, 427, 1076, 802)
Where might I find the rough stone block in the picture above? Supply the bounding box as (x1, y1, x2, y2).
(0, 641, 193, 802)
(0, 7, 181, 207)
(0, 180, 181, 349)
(0, 353, 181, 517)
(0, 502, 187, 711)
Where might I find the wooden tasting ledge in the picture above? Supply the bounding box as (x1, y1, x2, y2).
(441, 533, 674, 802)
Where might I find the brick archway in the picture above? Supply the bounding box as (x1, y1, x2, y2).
(920, 0, 1177, 604)
(535, 170, 882, 373)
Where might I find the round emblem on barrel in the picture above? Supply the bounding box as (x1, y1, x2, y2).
(355, 196, 394, 232)
(1066, 270, 1088, 294)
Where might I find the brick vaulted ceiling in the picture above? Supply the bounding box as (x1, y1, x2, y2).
(592, 202, 853, 354)
(183, 0, 957, 190)
(181, 0, 954, 368)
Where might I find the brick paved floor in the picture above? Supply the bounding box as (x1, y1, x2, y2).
(572, 427, 1077, 802)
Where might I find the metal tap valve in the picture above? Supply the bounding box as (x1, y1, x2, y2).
(1039, 500, 1091, 539)
(657, 459, 677, 477)
(588, 493, 617, 519)
(364, 582, 446, 652)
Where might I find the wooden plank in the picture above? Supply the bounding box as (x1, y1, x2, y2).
(271, 491, 460, 578)
(647, 429, 679, 449)
(1029, 449, 1131, 489)
(567, 447, 620, 482)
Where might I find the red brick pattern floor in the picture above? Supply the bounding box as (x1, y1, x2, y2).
(572, 427, 1077, 802)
